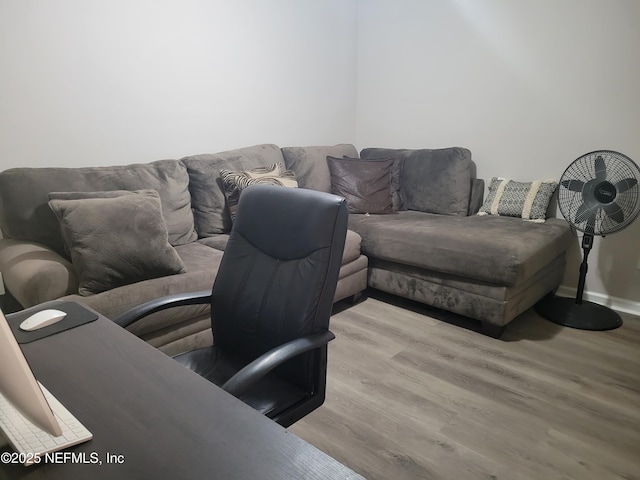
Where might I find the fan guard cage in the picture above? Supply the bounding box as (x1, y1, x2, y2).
(558, 150, 640, 235)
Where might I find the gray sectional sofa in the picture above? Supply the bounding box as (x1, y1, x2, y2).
(0, 143, 573, 352)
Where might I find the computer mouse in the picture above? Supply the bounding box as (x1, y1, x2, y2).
(19, 309, 67, 331)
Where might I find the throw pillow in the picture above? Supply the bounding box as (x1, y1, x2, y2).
(48, 190, 156, 258)
(281, 144, 359, 193)
(48, 191, 186, 296)
(338, 156, 405, 211)
(219, 163, 298, 221)
(326, 157, 394, 214)
(478, 177, 557, 222)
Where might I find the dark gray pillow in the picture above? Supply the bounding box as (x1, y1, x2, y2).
(326, 157, 394, 214)
(281, 144, 359, 193)
(48, 191, 186, 296)
(339, 156, 404, 210)
(48, 190, 156, 259)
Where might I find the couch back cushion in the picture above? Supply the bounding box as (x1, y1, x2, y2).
(360, 147, 474, 216)
(281, 144, 359, 193)
(0, 160, 197, 255)
(181, 144, 285, 236)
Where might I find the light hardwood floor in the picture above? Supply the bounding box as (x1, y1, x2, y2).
(290, 291, 640, 480)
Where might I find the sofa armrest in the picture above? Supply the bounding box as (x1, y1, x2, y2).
(0, 239, 78, 308)
(469, 178, 485, 215)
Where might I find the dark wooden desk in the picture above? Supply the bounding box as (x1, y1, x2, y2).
(0, 302, 363, 479)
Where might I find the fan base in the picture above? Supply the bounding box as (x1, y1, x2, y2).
(535, 296, 622, 331)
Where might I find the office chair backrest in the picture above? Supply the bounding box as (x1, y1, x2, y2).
(210, 184, 348, 388)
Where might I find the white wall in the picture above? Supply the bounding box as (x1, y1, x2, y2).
(1, 0, 638, 306)
(0, 0, 357, 169)
(356, 0, 640, 305)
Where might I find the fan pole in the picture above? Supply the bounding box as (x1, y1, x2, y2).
(575, 233, 593, 305)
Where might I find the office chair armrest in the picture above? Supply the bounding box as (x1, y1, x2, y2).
(113, 290, 212, 328)
(222, 330, 336, 397)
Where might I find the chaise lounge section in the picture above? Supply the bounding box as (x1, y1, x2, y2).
(293, 145, 574, 337)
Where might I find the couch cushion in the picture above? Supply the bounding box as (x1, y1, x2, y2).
(49, 192, 186, 296)
(360, 147, 473, 216)
(281, 144, 359, 193)
(0, 160, 197, 255)
(197, 235, 230, 251)
(327, 157, 394, 214)
(181, 144, 285, 236)
(348, 210, 573, 286)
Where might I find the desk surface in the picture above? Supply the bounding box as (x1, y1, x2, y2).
(0, 302, 363, 479)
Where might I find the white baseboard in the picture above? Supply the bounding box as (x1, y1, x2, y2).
(556, 286, 640, 317)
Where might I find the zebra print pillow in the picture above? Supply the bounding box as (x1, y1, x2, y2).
(219, 163, 298, 221)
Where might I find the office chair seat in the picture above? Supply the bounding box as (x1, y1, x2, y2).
(174, 347, 308, 418)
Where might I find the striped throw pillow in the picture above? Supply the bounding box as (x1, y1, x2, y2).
(478, 177, 557, 222)
(219, 164, 298, 221)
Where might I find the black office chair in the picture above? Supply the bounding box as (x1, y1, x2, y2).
(114, 184, 348, 427)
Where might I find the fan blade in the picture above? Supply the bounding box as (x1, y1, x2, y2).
(585, 213, 598, 234)
(561, 179, 585, 192)
(574, 202, 593, 224)
(615, 177, 638, 194)
(603, 202, 625, 223)
(594, 155, 607, 181)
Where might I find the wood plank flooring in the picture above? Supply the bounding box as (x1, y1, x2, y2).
(289, 291, 640, 480)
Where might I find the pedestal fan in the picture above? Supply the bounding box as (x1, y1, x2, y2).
(535, 150, 640, 330)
